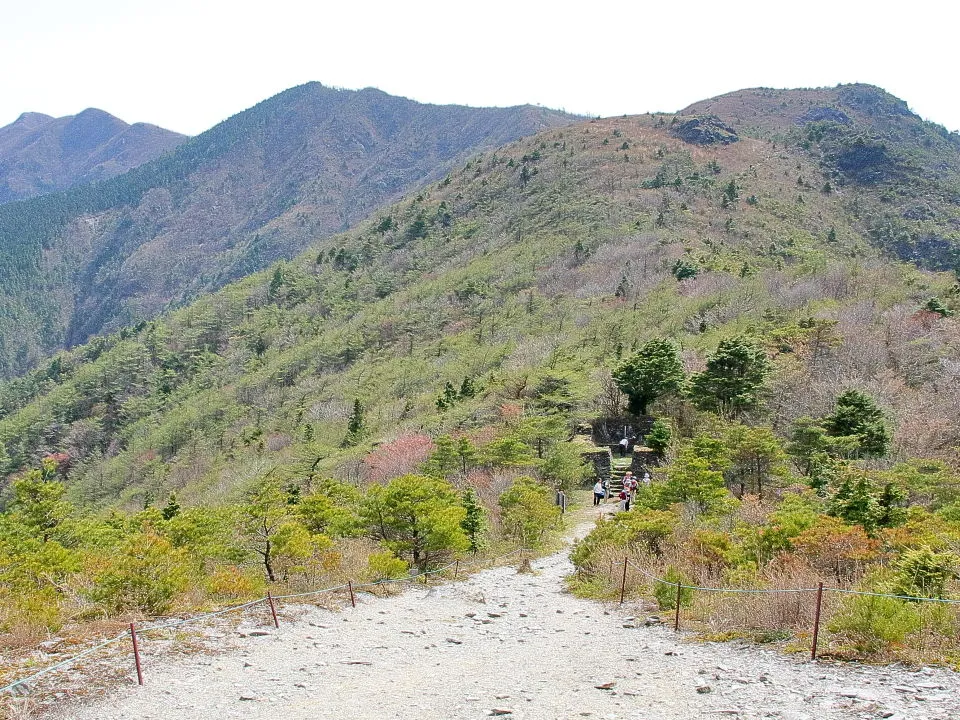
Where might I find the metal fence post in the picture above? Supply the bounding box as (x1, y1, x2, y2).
(348, 580, 356, 608)
(267, 591, 280, 629)
(129, 623, 144, 686)
(674, 583, 682, 631)
(811, 582, 824, 660)
(619, 557, 628, 605)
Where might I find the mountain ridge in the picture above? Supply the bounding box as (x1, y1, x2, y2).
(0, 108, 186, 204)
(0, 82, 578, 376)
(0, 85, 956, 509)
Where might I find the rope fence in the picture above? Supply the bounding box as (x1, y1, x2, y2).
(0, 547, 531, 698)
(618, 557, 960, 659)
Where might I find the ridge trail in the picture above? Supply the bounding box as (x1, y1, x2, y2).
(62, 506, 960, 720)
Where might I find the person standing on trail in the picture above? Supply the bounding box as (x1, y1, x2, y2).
(618, 436, 629, 457)
(618, 489, 630, 511)
(593, 479, 605, 506)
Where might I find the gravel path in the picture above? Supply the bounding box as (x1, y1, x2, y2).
(61, 510, 960, 720)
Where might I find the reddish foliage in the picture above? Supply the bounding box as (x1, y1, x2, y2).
(43, 452, 72, 475)
(498, 403, 524, 424)
(790, 517, 881, 585)
(363, 434, 434, 483)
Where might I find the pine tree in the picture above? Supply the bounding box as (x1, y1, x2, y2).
(343, 399, 367, 446)
(824, 390, 889, 457)
(688, 336, 771, 416)
(645, 419, 672, 455)
(161, 493, 181, 520)
(612, 338, 685, 415)
(460, 488, 486, 553)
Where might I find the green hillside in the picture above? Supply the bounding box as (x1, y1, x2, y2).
(0, 83, 576, 377)
(0, 85, 956, 505)
(1, 84, 959, 667)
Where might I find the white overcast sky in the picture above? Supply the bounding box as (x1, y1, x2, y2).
(2, 0, 956, 136)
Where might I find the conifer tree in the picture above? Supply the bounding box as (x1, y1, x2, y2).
(688, 336, 771, 415)
(612, 338, 685, 415)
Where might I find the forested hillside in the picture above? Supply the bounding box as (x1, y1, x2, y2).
(0, 109, 185, 204)
(1, 84, 959, 666)
(0, 83, 576, 376)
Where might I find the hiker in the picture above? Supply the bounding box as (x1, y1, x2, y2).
(618, 436, 629, 457)
(593, 479, 605, 506)
(625, 472, 639, 500)
(642, 471, 651, 486)
(618, 489, 630, 511)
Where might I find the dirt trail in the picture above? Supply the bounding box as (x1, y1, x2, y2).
(60, 506, 960, 720)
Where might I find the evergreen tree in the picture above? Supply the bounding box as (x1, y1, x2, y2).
(456, 437, 479, 476)
(362, 474, 468, 569)
(11, 468, 72, 543)
(688, 336, 771, 415)
(612, 338, 685, 415)
(828, 467, 880, 534)
(644, 419, 672, 456)
(498, 476, 560, 548)
(650, 447, 728, 516)
(343, 398, 366, 446)
(824, 390, 889, 457)
(460, 488, 486, 553)
(423, 435, 460, 478)
(161, 493, 182, 520)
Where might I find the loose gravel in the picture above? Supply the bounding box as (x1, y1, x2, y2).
(59, 511, 960, 720)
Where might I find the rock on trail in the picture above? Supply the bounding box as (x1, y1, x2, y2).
(61, 509, 960, 720)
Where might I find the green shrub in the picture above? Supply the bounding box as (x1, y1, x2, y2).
(892, 546, 957, 599)
(653, 566, 693, 610)
(829, 593, 920, 655)
(89, 533, 193, 614)
(367, 550, 409, 581)
(498, 476, 560, 548)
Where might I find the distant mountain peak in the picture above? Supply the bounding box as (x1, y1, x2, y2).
(0, 109, 185, 204)
(12, 111, 54, 127)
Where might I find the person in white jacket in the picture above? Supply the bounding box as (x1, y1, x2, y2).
(593, 480, 605, 506)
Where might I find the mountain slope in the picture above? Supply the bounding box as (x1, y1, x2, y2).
(680, 83, 960, 270)
(0, 84, 577, 377)
(0, 85, 956, 510)
(0, 108, 186, 203)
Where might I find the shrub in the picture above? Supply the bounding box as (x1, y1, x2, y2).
(367, 550, 409, 581)
(829, 593, 920, 656)
(653, 566, 693, 610)
(498, 476, 561, 548)
(89, 533, 193, 614)
(892, 546, 958, 599)
(205, 566, 263, 601)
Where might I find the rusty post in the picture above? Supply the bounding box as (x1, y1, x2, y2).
(673, 582, 682, 631)
(348, 580, 356, 608)
(619, 556, 628, 605)
(811, 582, 824, 660)
(129, 623, 144, 686)
(453, 559, 460, 580)
(267, 591, 279, 629)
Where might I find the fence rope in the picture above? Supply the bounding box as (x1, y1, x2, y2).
(0, 633, 127, 696)
(0, 546, 532, 697)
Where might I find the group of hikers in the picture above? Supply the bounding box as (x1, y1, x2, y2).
(592, 470, 650, 510)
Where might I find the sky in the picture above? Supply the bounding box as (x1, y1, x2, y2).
(2, 0, 956, 136)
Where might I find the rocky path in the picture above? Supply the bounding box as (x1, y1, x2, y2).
(61, 508, 960, 720)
